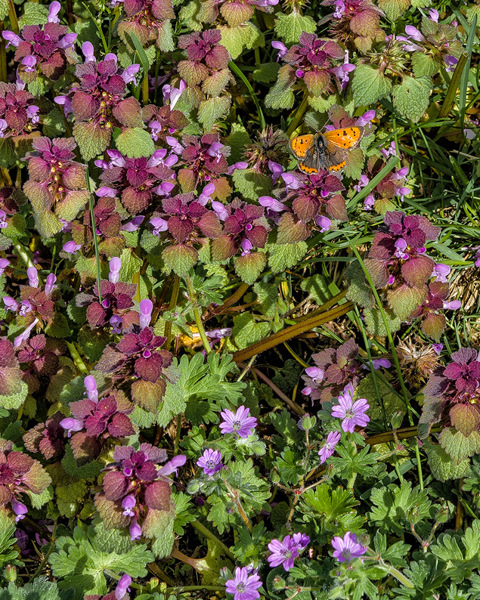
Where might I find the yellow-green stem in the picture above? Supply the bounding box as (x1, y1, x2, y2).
(185, 273, 211, 354)
(165, 275, 180, 349)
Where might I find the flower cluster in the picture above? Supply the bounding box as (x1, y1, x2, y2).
(117, 0, 175, 49)
(95, 443, 185, 540)
(96, 149, 176, 215)
(0, 439, 51, 522)
(3, 2, 77, 82)
(363, 211, 460, 339)
(302, 339, 363, 403)
(421, 348, 480, 437)
(56, 45, 141, 159)
(0, 82, 39, 140)
(143, 83, 189, 143)
(273, 32, 351, 97)
(321, 0, 385, 53)
(58, 375, 134, 462)
(23, 137, 88, 234)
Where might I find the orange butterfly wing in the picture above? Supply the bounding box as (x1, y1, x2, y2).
(322, 126, 364, 149)
(289, 134, 315, 159)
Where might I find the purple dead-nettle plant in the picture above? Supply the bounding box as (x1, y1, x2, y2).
(0, 82, 40, 139)
(331, 383, 370, 433)
(59, 375, 135, 463)
(320, 0, 385, 53)
(76, 278, 139, 333)
(211, 198, 269, 262)
(117, 0, 175, 49)
(23, 411, 66, 460)
(421, 348, 480, 438)
(96, 149, 177, 214)
(143, 80, 189, 143)
(23, 137, 89, 231)
(302, 339, 364, 403)
(94, 443, 186, 540)
(3, 2, 77, 83)
(55, 46, 142, 159)
(0, 439, 51, 523)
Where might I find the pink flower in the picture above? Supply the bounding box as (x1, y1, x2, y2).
(220, 406, 257, 438)
(331, 531, 367, 562)
(318, 431, 341, 464)
(331, 384, 370, 433)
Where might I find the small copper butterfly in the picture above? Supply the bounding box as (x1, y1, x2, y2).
(289, 126, 364, 174)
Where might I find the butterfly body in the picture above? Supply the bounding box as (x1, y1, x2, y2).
(290, 127, 364, 174)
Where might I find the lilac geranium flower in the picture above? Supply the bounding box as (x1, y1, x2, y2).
(225, 567, 262, 600)
(197, 448, 223, 476)
(267, 535, 299, 571)
(318, 431, 341, 464)
(331, 531, 367, 562)
(220, 406, 257, 438)
(331, 384, 370, 433)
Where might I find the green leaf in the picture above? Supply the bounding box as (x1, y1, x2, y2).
(426, 441, 471, 482)
(218, 22, 264, 59)
(128, 32, 150, 74)
(267, 241, 308, 273)
(162, 244, 197, 277)
(232, 168, 272, 201)
(439, 428, 480, 465)
(412, 52, 439, 78)
(61, 445, 102, 480)
(73, 122, 111, 161)
(0, 579, 63, 600)
(144, 507, 176, 559)
(0, 510, 19, 570)
(0, 138, 16, 168)
(377, 0, 410, 21)
(253, 62, 281, 83)
(198, 96, 232, 132)
(234, 252, 266, 285)
(50, 523, 153, 599)
(0, 0, 8, 20)
(115, 127, 155, 158)
(225, 123, 252, 163)
(351, 64, 392, 107)
(232, 313, 271, 349)
(364, 306, 402, 337)
(18, 2, 49, 27)
(0, 380, 28, 410)
(392, 76, 431, 123)
(274, 12, 316, 44)
(172, 491, 197, 535)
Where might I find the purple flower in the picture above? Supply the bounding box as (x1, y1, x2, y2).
(225, 567, 262, 600)
(109, 257, 122, 284)
(220, 406, 257, 438)
(197, 448, 223, 476)
(27, 267, 39, 288)
(443, 300, 461, 310)
(272, 41, 288, 61)
(12, 500, 28, 522)
(432, 263, 450, 283)
(331, 531, 367, 562)
(331, 384, 370, 433)
(0, 258, 9, 276)
(63, 241, 82, 254)
(318, 431, 341, 464)
(14, 318, 39, 348)
(267, 535, 299, 571)
(363, 194, 375, 210)
(139, 299, 153, 329)
(121, 494, 136, 517)
(292, 532, 310, 550)
(84, 375, 98, 402)
(371, 358, 391, 370)
(432, 343, 443, 355)
(429, 8, 439, 22)
(59, 417, 83, 437)
(3, 296, 19, 312)
(129, 517, 142, 541)
(115, 574, 132, 600)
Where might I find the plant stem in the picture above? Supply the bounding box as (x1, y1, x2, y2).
(7, 0, 18, 33)
(86, 164, 102, 303)
(13, 241, 36, 271)
(233, 301, 354, 363)
(286, 93, 309, 137)
(142, 74, 149, 104)
(203, 282, 249, 321)
(166, 586, 225, 593)
(250, 366, 304, 417)
(173, 414, 182, 455)
(28, 521, 57, 582)
(185, 273, 211, 354)
(164, 275, 180, 349)
(66, 342, 89, 374)
(191, 520, 235, 561)
(228, 61, 266, 130)
(224, 481, 252, 532)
